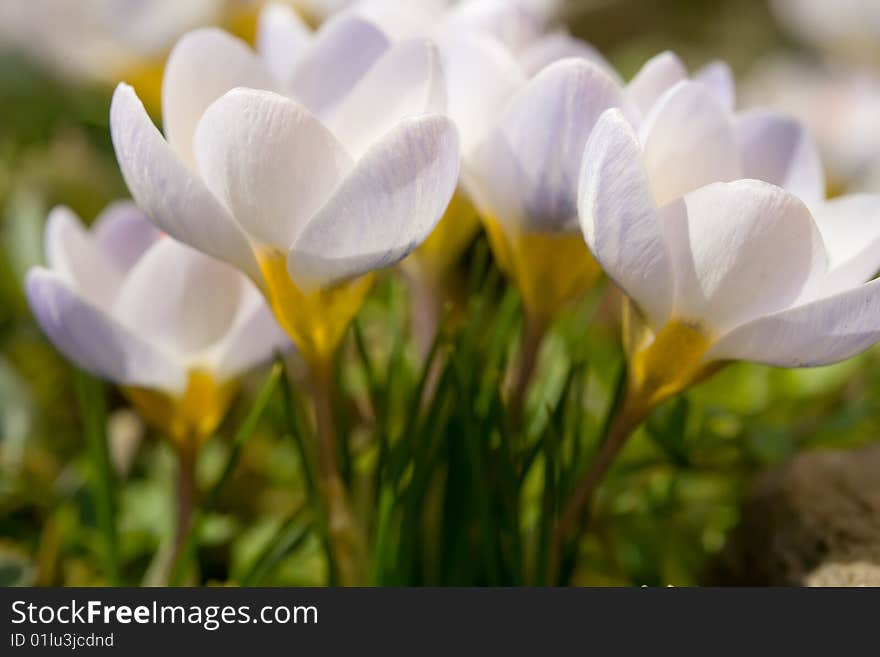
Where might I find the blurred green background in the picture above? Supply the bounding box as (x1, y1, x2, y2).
(2, 0, 879, 587)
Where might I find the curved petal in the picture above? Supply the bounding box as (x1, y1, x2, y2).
(438, 31, 525, 157)
(26, 268, 185, 392)
(579, 109, 672, 329)
(194, 88, 353, 250)
(694, 60, 735, 111)
(662, 180, 827, 333)
(325, 39, 446, 158)
(481, 58, 625, 233)
(256, 2, 312, 84)
(161, 28, 276, 168)
(288, 13, 389, 117)
(213, 285, 292, 381)
(640, 80, 741, 206)
(110, 84, 263, 282)
(288, 115, 460, 290)
(349, 0, 442, 40)
(443, 0, 542, 53)
(92, 201, 161, 273)
(811, 194, 880, 294)
(44, 206, 122, 309)
(627, 50, 688, 117)
(707, 277, 880, 367)
(735, 110, 825, 207)
(518, 31, 619, 80)
(113, 239, 245, 363)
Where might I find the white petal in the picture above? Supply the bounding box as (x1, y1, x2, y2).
(481, 58, 625, 233)
(443, 0, 542, 53)
(287, 13, 389, 118)
(92, 202, 161, 273)
(694, 60, 735, 111)
(194, 88, 353, 250)
(26, 268, 185, 392)
(579, 109, 673, 329)
(438, 31, 525, 157)
(161, 28, 276, 168)
(213, 285, 291, 381)
(627, 50, 688, 117)
(640, 81, 741, 206)
(325, 39, 446, 158)
(663, 180, 827, 333)
(256, 2, 312, 84)
(811, 195, 880, 294)
(44, 206, 122, 309)
(518, 31, 619, 80)
(708, 277, 880, 367)
(288, 115, 460, 289)
(735, 110, 825, 207)
(113, 239, 245, 364)
(349, 0, 442, 40)
(110, 84, 263, 282)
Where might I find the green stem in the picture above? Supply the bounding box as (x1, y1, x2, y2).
(167, 364, 282, 585)
(74, 371, 119, 585)
(548, 375, 647, 584)
(308, 358, 367, 586)
(508, 315, 547, 433)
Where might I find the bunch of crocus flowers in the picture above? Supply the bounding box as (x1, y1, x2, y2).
(26, 0, 880, 585)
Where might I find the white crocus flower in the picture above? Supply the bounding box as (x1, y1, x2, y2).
(455, 57, 626, 327)
(579, 109, 880, 421)
(625, 50, 736, 123)
(110, 21, 459, 369)
(0, 0, 224, 83)
(770, 0, 880, 65)
(25, 204, 288, 449)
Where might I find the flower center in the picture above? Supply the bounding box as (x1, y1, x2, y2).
(124, 370, 237, 451)
(482, 216, 601, 325)
(255, 248, 375, 368)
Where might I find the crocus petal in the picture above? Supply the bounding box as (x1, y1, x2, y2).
(213, 286, 291, 381)
(627, 50, 688, 116)
(579, 109, 673, 329)
(114, 239, 245, 362)
(325, 39, 446, 158)
(256, 2, 312, 84)
(287, 14, 389, 118)
(707, 277, 880, 367)
(92, 202, 161, 273)
(640, 81, 741, 206)
(662, 180, 827, 333)
(161, 28, 277, 168)
(350, 0, 442, 40)
(26, 268, 185, 392)
(694, 60, 735, 111)
(735, 110, 826, 207)
(518, 31, 618, 80)
(811, 194, 880, 294)
(482, 58, 625, 233)
(111, 84, 263, 282)
(443, 0, 542, 53)
(44, 207, 123, 309)
(438, 31, 525, 157)
(194, 88, 353, 250)
(288, 115, 460, 289)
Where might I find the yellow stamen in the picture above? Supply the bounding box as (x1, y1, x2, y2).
(256, 248, 374, 368)
(483, 216, 602, 325)
(124, 370, 237, 452)
(626, 314, 718, 413)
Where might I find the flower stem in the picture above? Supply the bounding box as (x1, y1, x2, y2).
(309, 359, 367, 586)
(166, 446, 197, 585)
(508, 315, 547, 432)
(548, 384, 648, 584)
(74, 371, 120, 585)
